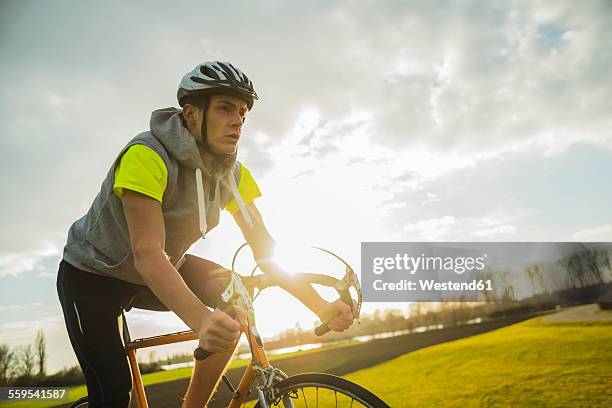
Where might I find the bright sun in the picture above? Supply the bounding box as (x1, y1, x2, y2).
(270, 243, 314, 275)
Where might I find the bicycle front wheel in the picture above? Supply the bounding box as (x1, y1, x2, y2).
(254, 373, 390, 408)
(69, 396, 88, 407)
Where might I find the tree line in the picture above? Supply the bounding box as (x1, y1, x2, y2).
(0, 329, 46, 386)
(476, 246, 612, 303)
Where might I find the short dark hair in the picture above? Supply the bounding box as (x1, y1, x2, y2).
(179, 94, 210, 129)
(179, 94, 208, 109)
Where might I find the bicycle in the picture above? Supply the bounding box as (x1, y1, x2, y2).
(69, 245, 390, 408)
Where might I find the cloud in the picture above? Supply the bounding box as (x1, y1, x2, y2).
(473, 225, 517, 237)
(405, 215, 457, 241)
(421, 193, 440, 206)
(0, 302, 43, 312)
(0, 245, 61, 277)
(403, 209, 524, 241)
(0, 315, 64, 342)
(381, 142, 612, 241)
(572, 224, 612, 241)
(0, 254, 41, 277)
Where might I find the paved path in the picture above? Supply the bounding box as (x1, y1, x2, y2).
(541, 303, 612, 323)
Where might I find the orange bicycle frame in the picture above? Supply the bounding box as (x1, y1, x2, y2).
(124, 324, 269, 408)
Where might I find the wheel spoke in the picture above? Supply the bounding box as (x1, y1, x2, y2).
(279, 387, 375, 408)
(301, 387, 308, 408)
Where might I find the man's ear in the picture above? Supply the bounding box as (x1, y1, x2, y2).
(182, 104, 197, 124)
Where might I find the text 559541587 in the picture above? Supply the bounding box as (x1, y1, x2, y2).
(0, 387, 69, 402)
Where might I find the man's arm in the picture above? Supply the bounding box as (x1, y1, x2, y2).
(122, 190, 241, 351)
(232, 202, 355, 330)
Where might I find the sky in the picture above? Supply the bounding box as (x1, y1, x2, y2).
(1, 0, 611, 372)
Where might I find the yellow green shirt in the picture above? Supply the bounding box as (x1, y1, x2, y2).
(113, 144, 261, 212)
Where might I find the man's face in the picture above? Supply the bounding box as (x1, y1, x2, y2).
(201, 94, 249, 155)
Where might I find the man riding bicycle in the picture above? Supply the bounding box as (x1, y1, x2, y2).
(57, 61, 357, 408)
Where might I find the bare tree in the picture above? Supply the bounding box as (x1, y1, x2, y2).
(526, 264, 546, 296)
(35, 329, 47, 377)
(0, 344, 16, 386)
(500, 271, 517, 302)
(148, 350, 157, 364)
(477, 270, 497, 302)
(17, 345, 35, 378)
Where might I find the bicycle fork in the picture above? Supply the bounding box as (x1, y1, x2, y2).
(256, 385, 295, 408)
(253, 365, 294, 408)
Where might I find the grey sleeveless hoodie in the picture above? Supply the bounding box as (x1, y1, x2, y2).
(63, 107, 253, 285)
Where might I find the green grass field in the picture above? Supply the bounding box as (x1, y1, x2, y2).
(346, 318, 612, 407)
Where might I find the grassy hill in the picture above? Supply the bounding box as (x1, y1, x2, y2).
(346, 317, 612, 407)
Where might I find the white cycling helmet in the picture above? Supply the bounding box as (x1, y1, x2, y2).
(177, 61, 259, 109)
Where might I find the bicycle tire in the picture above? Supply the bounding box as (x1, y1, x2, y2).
(69, 396, 88, 407)
(253, 372, 390, 408)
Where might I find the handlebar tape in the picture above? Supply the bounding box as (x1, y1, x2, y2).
(194, 346, 214, 361)
(315, 323, 331, 336)
(193, 303, 235, 361)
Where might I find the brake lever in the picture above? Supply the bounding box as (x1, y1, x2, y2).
(315, 266, 362, 336)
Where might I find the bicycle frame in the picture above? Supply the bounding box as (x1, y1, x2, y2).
(123, 320, 272, 408)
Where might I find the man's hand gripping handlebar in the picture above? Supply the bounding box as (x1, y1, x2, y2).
(194, 271, 254, 361)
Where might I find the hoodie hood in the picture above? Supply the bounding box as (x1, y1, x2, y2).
(149, 107, 237, 177)
(149, 107, 250, 239)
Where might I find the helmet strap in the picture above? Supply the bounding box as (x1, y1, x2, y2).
(196, 95, 234, 171)
(198, 95, 210, 147)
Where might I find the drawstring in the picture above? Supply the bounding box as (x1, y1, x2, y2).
(195, 168, 207, 238)
(227, 172, 253, 228)
(195, 167, 253, 239)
